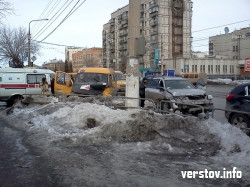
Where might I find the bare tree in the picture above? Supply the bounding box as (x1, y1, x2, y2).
(0, 26, 40, 67)
(0, 0, 14, 24)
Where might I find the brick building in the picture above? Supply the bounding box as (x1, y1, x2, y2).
(72, 47, 103, 72)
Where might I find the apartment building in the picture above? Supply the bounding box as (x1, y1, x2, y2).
(72, 47, 103, 72)
(102, 0, 192, 73)
(209, 27, 250, 60)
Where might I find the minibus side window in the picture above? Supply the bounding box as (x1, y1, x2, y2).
(189, 74, 194, 78)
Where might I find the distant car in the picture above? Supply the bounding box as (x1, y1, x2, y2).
(114, 71, 126, 95)
(145, 76, 213, 114)
(225, 83, 250, 130)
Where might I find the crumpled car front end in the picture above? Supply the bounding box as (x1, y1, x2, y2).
(167, 89, 214, 114)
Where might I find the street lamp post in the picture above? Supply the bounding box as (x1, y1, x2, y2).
(28, 19, 48, 66)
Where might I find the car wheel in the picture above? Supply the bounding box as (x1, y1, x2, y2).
(7, 95, 22, 107)
(230, 113, 250, 129)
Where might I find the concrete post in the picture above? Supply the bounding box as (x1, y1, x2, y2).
(125, 0, 140, 107)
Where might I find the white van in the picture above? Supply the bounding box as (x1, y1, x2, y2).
(0, 68, 54, 106)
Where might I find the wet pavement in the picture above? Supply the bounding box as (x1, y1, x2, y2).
(0, 118, 58, 186)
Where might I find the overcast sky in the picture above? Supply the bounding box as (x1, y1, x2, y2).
(3, 0, 250, 66)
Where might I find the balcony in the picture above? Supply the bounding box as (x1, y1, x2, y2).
(119, 23, 128, 30)
(119, 30, 128, 37)
(150, 19, 158, 27)
(149, 11, 158, 18)
(119, 45, 127, 51)
(149, 0, 158, 8)
(150, 28, 158, 36)
(109, 18, 115, 26)
(119, 38, 127, 44)
(110, 27, 115, 33)
(109, 46, 115, 52)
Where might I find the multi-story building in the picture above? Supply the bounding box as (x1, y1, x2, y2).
(209, 27, 250, 60)
(102, 0, 192, 73)
(42, 59, 65, 72)
(72, 47, 103, 72)
(65, 47, 86, 72)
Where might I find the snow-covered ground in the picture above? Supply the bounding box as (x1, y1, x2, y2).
(1, 97, 250, 186)
(208, 78, 250, 85)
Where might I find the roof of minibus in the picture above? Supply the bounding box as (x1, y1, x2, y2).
(78, 67, 114, 74)
(0, 67, 54, 74)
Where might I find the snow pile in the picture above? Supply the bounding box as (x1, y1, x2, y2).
(205, 118, 250, 169)
(208, 78, 250, 85)
(3, 102, 249, 157)
(208, 78, 233, 85)
(1, 101, 250, 185)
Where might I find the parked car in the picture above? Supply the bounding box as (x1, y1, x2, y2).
(145, 76, 213, 114)
(225, 83, 250, 130)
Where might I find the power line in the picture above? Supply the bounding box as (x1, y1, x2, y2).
(33, 39, 86, 48)
(33, 0, 74, 40)
(39, 0, 87, 42)
(193, 19, 250, 33)
(32, 0, 61, 35)
(31, 0, 54, 33)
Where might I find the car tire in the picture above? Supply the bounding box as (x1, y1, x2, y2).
(7, 95, 22, 107)
(229, 113, 250, 129)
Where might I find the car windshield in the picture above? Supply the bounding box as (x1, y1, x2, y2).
(165, 79, 195, 90)
(115, 72, 125, 80)
(75, 73, 108, 84)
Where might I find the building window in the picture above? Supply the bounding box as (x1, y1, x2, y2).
(223, 65, 227, 73)
(236, 46, 238, 52)
(200, 65, 202, 72)
(203, 65, 205, 72)
(195, 65, 197, 72)
(230, 65, 235, 73)
(208, 65, 210, 73)
(192, 65, 194, 72)
(233, 46, 235, 52)
(211, 65, 213, 73)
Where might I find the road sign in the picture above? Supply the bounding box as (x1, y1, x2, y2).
(245, 58, 250, 71)
(22, 56, 27, 61)
(31, 56, 37, 62)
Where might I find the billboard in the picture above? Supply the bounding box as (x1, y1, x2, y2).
(245, 58, 250, 71)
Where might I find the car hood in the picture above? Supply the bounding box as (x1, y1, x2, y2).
(168, 89, 206, 96)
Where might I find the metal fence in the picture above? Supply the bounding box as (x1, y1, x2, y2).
(12, 93, 250, 132)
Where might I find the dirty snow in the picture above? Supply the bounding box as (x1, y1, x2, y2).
(1, 99, 250, 186)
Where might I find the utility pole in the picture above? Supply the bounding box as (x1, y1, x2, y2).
(125, 0, 140, 107)
(161, 34, 163, 75)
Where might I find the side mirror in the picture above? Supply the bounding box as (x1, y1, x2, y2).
(65, 80, 72, 87)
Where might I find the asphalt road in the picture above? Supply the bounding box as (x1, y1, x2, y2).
(206, 84, 235, 123)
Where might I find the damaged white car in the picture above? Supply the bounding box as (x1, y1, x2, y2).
(145, 76, 214, 114)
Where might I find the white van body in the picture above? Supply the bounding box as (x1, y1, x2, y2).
(0, 68, 54, 105)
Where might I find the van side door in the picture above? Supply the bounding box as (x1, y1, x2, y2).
(26, 74, 46, 95)
(54, 71, 73, 95)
